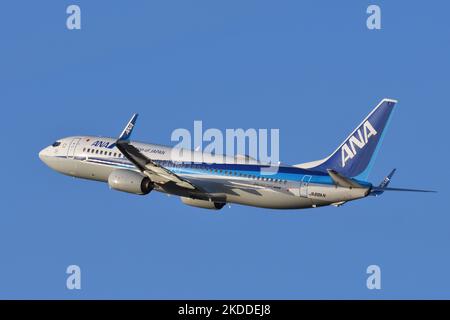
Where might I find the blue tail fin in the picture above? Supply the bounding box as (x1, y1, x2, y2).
(307, 98, 397, 179)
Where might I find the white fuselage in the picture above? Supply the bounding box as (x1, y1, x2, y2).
(39, 136, 371, 209)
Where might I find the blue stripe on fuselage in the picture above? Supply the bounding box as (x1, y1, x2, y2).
(78, 156, 370, 187)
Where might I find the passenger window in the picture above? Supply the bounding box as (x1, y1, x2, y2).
(95, 150, 99, 154)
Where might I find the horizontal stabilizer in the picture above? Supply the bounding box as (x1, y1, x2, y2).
(371, 186, 436, 193)
(327, 169, 364, 188)
(370, 168, 436, 195)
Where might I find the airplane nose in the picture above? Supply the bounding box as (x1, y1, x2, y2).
(39, 147, 49, 162)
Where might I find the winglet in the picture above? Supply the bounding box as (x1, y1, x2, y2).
(118, 113, 138, 141)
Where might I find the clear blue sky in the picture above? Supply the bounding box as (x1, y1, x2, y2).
(0, 1, 448, 299)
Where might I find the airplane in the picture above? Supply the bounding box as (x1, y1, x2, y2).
(38, 98, 435, 210)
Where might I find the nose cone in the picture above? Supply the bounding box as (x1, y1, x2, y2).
(39, 145, 62, 172)
(38, 149, 44, 161)
(39, 146, 51, 163)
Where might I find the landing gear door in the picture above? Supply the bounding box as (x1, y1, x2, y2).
(300, 175, 312, 198)
(67, 138, 81, 159)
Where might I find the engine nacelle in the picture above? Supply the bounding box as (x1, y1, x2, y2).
(108, 169, 153, 195)
(181, 197, 226, 210)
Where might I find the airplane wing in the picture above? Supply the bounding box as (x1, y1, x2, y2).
(116, 140, 196, 190)
(114, 114, 197, 191)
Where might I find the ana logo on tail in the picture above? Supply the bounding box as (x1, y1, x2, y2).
(341, 120, 377, 167)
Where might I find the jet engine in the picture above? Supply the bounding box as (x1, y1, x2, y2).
(181, 197, 226, 210)
(108, 169, 153, 195)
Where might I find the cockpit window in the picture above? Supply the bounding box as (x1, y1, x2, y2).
(52, 141, 61, 147)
